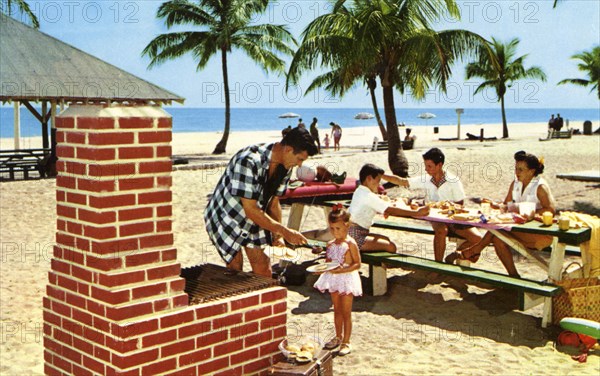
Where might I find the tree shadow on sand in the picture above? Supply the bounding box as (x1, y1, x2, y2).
(288, 268, 559, 349)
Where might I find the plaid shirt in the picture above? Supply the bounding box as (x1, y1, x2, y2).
(204, 143, 291, 263)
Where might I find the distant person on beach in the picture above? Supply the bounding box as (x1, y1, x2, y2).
(404, 128, 416, 141)
(548, 114, 556, 131)
(298, 118, 306, 129)
(330, 122, 343, 151)
(313, 205, 361, 356)
(446, 151, 555, 277)
(281, 125, 292, 137)
(204, 127, 318, 277)
(323, 134, 330, 149)
(310, 117, 321, 153)
(348, 164, 429, 253)
(555, 113, 564, 131)
(392, 148, 483, 262)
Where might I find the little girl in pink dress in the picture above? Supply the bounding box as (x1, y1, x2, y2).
(313, 205, 362, 356)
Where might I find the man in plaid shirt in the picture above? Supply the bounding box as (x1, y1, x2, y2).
(205, 127, 318, 277)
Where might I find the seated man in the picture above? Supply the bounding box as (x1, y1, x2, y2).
(391, 148, 483, 262)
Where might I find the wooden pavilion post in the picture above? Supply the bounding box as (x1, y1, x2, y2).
(41, 101, 49, 149)
(13, 101, 20, 149)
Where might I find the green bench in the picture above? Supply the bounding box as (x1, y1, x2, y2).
(301, 239, 562, 311)
(361, 251, 562, 311)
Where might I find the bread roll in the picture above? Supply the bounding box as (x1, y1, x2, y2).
(296, 350, 313, 361)
(301, 342, 316, 355)
(285, 344, 301, 353)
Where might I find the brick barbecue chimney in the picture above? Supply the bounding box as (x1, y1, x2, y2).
(43, 105, 287, 375)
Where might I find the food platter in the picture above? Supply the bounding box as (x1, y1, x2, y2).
(279, 337, 323, 363)
(306, 262, 340, 273)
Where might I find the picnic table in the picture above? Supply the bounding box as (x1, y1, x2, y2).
(312, 200, 592, 327)
(0, 148, 50, 180)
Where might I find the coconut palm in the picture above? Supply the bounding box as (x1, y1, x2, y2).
(558, 46, 600, 100)
(466, 37, 546, 139)
(2, 0, 39, 28)
(143, 0, 295, 154)
(288, 0, 485, 176)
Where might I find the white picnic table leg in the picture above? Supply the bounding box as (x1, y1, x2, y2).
(287, 203, 305, 230)
(488, 229, 550, 270)
(541, 239, 566, 328)
(488, 229, 563, 327)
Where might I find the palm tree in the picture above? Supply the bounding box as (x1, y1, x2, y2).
(558, 46, 600, 100)
(288, 0, 485, 176)
(465, 37, 546, 139)
(143, 0, 295, 154)
(2, 0, 39, 28)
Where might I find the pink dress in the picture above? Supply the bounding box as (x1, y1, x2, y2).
(313, 240, 362, 296)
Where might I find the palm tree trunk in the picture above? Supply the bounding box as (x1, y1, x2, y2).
(213, 48, 231, 154)
(368, 77, 387, 140)
(500, 95, 508, 138)
(382, 85, 409, 177)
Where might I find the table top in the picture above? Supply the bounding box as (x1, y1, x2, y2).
(325, 199, 592, 246)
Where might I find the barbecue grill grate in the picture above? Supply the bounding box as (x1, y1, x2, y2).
(181, 263, 278, 305)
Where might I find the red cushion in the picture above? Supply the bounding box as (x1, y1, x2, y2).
(281, 177, 358, 199)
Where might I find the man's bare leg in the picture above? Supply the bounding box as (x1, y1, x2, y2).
(360, 234, 396, 253)
(431, 222, 448, 262)
(226, 251, 244, 271)
(454, 227, 483, 251)
(245, 247, 272, 278)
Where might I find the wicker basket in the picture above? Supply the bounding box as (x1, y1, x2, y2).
(552, 276, 600, 325)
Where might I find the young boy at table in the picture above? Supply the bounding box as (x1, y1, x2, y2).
(390, 148, 483, 262)
(348, 164, 429, 253)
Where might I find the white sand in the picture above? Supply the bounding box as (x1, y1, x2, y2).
(1, 121, 599, 375)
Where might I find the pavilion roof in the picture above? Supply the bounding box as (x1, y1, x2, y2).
(0, 14, 184, 105)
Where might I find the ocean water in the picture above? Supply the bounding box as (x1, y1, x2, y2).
(1, 107, 598, 138)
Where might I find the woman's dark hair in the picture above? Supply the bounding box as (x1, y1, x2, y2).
(422, 148, 445, 165)
(514, 150, 527, 161)
(359, 163, 384, 183)
(328, 205, 351, 223)
(281, 127, 318, 156)
(514, 150, 544, 175)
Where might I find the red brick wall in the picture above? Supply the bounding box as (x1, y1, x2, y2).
(44, 105, 287, 375)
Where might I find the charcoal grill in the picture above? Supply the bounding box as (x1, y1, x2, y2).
(181, 263, 278, 305)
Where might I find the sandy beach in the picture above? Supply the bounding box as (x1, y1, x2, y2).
(1, 121, 599, 375)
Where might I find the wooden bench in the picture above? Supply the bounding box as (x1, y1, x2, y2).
(361, 251, 562, 310)
(540, 130, 573, 141)
(0, 149, 50, 180)
(371, 139, 414, 151)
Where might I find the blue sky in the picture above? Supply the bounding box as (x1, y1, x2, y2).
(6, 0, 600, 108)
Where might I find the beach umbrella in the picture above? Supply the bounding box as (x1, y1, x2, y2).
(417, 112, 436, 120)
(278, 112, 300, 118)
(354, 112, 375, 120)
(417, 112, 436, 125)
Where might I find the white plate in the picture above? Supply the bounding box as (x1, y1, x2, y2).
(306, 262, 340, 273)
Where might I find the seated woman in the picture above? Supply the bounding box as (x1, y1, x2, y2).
(445, 151, 556, 276)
